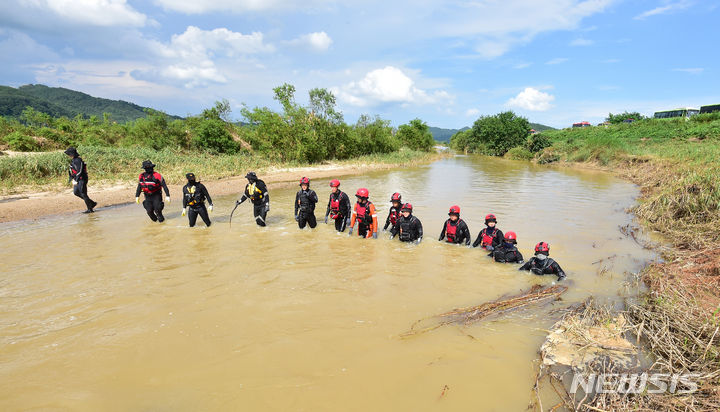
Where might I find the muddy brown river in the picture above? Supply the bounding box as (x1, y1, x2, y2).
(0, 155, 655, 411)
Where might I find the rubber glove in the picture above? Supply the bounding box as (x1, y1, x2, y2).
(182, 208, 187, 216)
(415, 237, 423, 245)
(372, 232, 378, 239)
(348, 227, 354, 236)
(324, 215, 328, 224)
(208, 205, 213, 213)
(72, 180, 77, 186)
(389, 234, 395, 240)
(264, 203, 270, 213)
(135, 197, 140, 204)
(486, 245, 494, 251)
(165, 196, 170, 203)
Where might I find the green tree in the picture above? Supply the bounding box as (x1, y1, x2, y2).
(470, 111, 530, 156)
(396, 118, 434, 151)
(193, 119, 237, 153)
(606, 111, 645, 124)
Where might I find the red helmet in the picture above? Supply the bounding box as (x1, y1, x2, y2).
(485, 213, 497, 223)
(504, 231, 517, 242)
(390, 192, 402, 202)
(356, 188, 369, 198)
(299, 177, 310, 186)
(448, 205, 460, 215)
(535, 242, 550, 253)
(329, 179, 340, 187)
(401, 203, 413, 212)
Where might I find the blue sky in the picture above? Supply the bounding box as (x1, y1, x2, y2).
(0, 0, 717, 129)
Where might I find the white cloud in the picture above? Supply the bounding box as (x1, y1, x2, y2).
(137, 26, 275, 87)
(152, 0, 329, 13)
(3, 0, 148, 27)
(672, 68, 704, 75)
(286, 31, 333, 52)
(333, 66, 449, 107)
(506, 87, 555, 111)
(634, 1, 693, 20)
(465, 108, 480, 117)
(513, 62, 532, 69)
(546, 58, 569, 65)
(570, 38, 594, 46)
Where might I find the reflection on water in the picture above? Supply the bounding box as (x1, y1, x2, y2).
(0, 155, 655, 411)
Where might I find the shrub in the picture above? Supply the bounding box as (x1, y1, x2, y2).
(5, 131, 40, 151)
(525, 132, 551, 153)
(193, 119, 238, 154)
(505, 146, 534, 160)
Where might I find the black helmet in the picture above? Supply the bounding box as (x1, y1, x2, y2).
(142, 160, 155, 169)
(64, 147, 78, 157)
(186, 173, 196, 182)
(245, 171, 257, 181)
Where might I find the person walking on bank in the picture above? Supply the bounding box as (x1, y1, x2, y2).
(235, 171, 270, 227)
(519, 242, 566, 281)
(348, 188, 378, 239)
(383, 192, 402, 231)
(182, 173, 213, 227)
(472, 213, 504, 251)
(135, 160, 170, 222)
(295, 177, 319, 229)
(390, 203, 423, 244)
(438, 205, 471, 246)
(324, 179, 351, 232)
(64, 147, 97, 213)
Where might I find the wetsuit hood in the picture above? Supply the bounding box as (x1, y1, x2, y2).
(64, 147, 79, 157)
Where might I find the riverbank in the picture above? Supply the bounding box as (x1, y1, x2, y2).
(0, 148, 446, 223)
(536, 121, 720, 410)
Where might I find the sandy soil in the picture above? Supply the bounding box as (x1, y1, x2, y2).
(0, 162, 411, 223)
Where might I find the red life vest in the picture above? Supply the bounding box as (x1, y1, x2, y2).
(480, 228, 496, 248)
(445, 220, 458, 243)
(139, 172, 163, 194)
(356, 201, 373, 227)
(389, 207, 400, 226)
(329, 192, 342, 219)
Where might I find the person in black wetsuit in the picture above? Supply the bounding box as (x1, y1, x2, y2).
(519, 242, 566, 281)
(390, 203, 423, 244)
(472, 213, 504, 251)
(383, 192, 402, 231)
(64, 147, 97, 213)
(295, 177, 319, 229)
(182, 173, 213, 227)
(491, 231, 524, 263)
(235, 171, 270, 227)
(135, 160, 170, 222)
(324, 179, 351, 232)
(438, 205, 471, 246)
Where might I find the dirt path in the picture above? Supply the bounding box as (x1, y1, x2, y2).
(0, 162, 412, 223)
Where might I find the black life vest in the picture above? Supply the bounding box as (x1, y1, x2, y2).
(531, 258, 555, 275)
(298, 190, 313, 212)
(355, 201, 373, 227)
(69, 158, 87, 180)
(445, 220, 459, 243)
(139, 172, 163, 194)
(185, 184, 205, 207)
(399, 216, 415, 241)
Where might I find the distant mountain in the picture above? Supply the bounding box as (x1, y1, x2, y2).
(0, 84, 181, 123)
(429, 122, 555, 142)
(429, 126, 470, 142)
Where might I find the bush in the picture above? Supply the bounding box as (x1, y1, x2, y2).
(193, 119, 238, 154)
(505, 146, 534, 160)
(5, 131, 40, 151)
(396, 118, 434, 151)
(525, 133, 551, 153)
(537, 147, 560, 164)
(468, 111, 530, 156)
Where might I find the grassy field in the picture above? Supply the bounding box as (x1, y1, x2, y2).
(0, 146, 440, 195)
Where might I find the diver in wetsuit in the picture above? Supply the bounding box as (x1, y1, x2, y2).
(390, 203, 423, 244)
(438, 205, 471, 246)
(64, 147, 97, 213)
(295, 177, 319, 229)
(235, 171, 270, 226)
(491, 231, 524, 263)
(182, 173, 213, 227)
(519, 242, 566, 281)
(383, 192, 402, 231)
(135, 160, 170, 222)
(324, 179, 352, 232)
(472, 213, 504, 251)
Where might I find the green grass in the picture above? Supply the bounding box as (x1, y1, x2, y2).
(0, 146, 439, 194)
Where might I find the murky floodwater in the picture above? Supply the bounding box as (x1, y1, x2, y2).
(1, 155, 655, 411)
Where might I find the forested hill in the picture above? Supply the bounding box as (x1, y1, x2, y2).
(0, 84, 181, 123)
(430, 122, 555, 142)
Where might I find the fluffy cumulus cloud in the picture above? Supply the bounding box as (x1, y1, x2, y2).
(333, 66, 449, 107)
(1, 0, 148, 28)
(286, 31, 333, 52)
(139, 26, 275, 87)
(506, 87, 555, 111)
